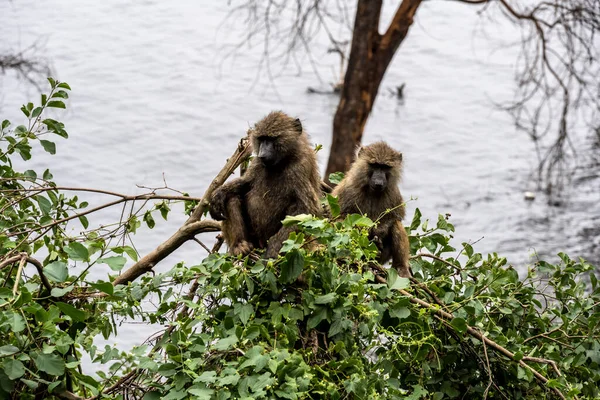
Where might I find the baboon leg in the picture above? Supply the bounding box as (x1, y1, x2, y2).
(265, 226, 294, 259)
(391, 221, 411, 278)
(222, 197, 253, 257)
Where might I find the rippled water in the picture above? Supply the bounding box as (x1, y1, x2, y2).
(1, 0, 598, 351)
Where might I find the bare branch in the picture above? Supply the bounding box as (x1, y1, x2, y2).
(112, 137, 251, 286)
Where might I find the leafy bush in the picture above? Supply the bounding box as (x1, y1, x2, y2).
(0, 80, 598, 399)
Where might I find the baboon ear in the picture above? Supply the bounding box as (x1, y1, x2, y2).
(357, 146, 364, 157)
(397, 152, 403, 162)
(293, 118, 303, 134)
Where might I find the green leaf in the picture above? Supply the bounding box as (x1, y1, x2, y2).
(57, 82, 71, 90)
(0, 346, 19, 357)
(405, 384, 428, 400)
(31, 107, 42, 119)
(51, 90, 69, 99)
(280, 250, 304, 284)
(196, 371, 217, 384)
(213, 335, 238, 351)
(39, 140, 56, 154)
(390, 277, 409, 291)
(89, 281, 114, 295)
(144, 211, 155, 229)
(36, 195, 52, 215)
(6, 313, 26, 333)
(97, 256, 126, 271)
(21, 379, 38, 390)
(390, 305, 411, 320)
(65, 242, 89, 261)
(410, 208, 422, 230)
(55, 302, 87, 322)
(3, 359, 25, 380)
(47, 77, 57, 87)
(51, 285, 74, 297)
(33, 353, 65, 376)
(307, 307, 328, 329)
(1, 120, 9, 130)
(235, 303, 253, 325)
(450, 317, 468, 334)
(436, 214, 455, 232)
(46, 100, 66, 109)
(163, 389, 187, 400)
(44, 261, 68, 283)
(327, 194, 340, 218)
(315, 292, 337, 305)
(328, 172, 344, 185)
(79, 215, 89, 229)
(388, 269, 410, 291)
(344, 213, 374, 228)
(517, 366, 533, 382)
(187, 386, 214, 399)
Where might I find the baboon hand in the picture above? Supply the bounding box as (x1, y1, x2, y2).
(372, 235, 384, 252)
(231, 240, 253, 257)
(209, 187, 227, 221)
(369, 228, 385, 251)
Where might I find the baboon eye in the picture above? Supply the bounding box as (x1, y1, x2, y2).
(371, 163, 391, 170)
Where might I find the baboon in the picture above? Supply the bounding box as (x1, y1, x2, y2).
(332, 141, 411, 277)
(209, 111, 322, 258)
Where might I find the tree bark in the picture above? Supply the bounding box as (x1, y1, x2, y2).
(325, 0, 422, 182)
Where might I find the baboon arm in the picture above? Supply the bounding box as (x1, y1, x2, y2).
(391, 221, 411, 278)
(221, 197, 253, 257)
(209, 177, 251, 221)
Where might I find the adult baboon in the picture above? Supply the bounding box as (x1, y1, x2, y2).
(209, 111, 322, 258)
(332, 141, 411, 277)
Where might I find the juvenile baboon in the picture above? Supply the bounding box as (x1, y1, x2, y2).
(332, 141, 411, 277)
(209, 111, 322, 258)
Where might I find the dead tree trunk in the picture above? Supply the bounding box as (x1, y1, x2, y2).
(325, 0, 422, 182)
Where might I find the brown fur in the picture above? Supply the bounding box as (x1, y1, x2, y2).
(210, 111, 322, 258)
(332, 141, 411, 277)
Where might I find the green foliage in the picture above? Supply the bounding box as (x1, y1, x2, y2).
(0, 81, 599, 399)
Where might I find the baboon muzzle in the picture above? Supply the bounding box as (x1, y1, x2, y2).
(370, 169, 387, 192)
(258, 140, 277, 166)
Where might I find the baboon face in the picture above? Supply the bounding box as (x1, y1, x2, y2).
(368, 163, 392, 192)
(251, 111, 303, 167)
(357, 141, 403, 193)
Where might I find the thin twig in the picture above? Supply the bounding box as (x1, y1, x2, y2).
(12, 256, 27, 296)
(412, 252, 478, 281)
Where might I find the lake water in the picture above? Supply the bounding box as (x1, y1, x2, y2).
(1, 0, 598, 353)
